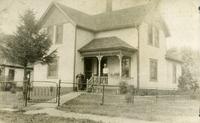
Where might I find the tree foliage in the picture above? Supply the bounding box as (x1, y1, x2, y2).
(1, 9, 56, 69)
(177, 47, 199, 92)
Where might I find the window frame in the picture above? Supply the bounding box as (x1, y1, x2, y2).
(47, 57, 59, 79)
(47, 26, 54, 43)
(8, 69, 15, 81)
(148, 24, 153, 46)
(55, 24, 63, 44)
(149, 58, 158, 81)
(154, 27, 160, 47)
(148, 24, 160, 48)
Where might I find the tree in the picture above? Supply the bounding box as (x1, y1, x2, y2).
(178, 47, 199, 92)
(1, 9, 56, 105)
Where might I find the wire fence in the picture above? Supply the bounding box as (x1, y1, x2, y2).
(0, 80, 197, 108)
(0, 81, 24, 109)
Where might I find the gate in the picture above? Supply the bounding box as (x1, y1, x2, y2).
(28, 81, 58, 103)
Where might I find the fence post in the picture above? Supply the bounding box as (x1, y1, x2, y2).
(57, 79, 61, 107)
(133, 88, 136, 104)
(86, 79, 88, 91)
(24, 79, 29, 107)
(101, 84, 105, 105)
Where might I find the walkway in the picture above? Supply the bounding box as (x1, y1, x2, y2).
(25, 108, 161, 123)
(27, 92, 83, 109)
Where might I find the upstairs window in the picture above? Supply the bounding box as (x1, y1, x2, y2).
(47, 26, 54, 43)
(154, 27, 159, 47)
(55, 24, 63, 44)
(47, 57, 58, 78)
(148, 24, 159, 47)
(150, 59, 158, 81)
(148, 24, 153, 45)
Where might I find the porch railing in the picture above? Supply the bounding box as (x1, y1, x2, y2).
(86, 76, 134, 92)
(86, 76, 108, 91)
(109, 76, 134, 85)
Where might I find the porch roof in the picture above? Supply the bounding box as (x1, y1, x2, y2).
(79, 37, 137, 54)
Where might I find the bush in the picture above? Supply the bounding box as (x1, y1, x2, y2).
(0, 82, 16, 91)
(10, 85, 16, 93)
(137, 89, 158, 96)
(127, 85, 135, 94)
(125, 85, 135, 103)
(119, 81, 128, 94)
(190, 94, 197, 100)
(138, 89, 148, 96)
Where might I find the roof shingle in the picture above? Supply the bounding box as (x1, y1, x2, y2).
(50, 0, 169, 36)
(79, 36, 137, 52)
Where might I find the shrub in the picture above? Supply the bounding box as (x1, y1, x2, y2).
(138, 89, 148, 96)
(125, 85, 135, 103)
(0, 82, 17, 91)
(10, 86, 16, 93)
(190, 94, 197, 100)
(148, 89, 157, 95)
(127, 85, 135, 94)
(119, 81, 128, 94)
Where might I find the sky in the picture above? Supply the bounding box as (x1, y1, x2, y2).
(0, 0, 199, 50)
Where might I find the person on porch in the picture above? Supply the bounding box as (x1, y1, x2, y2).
(102, 64, 109, 84)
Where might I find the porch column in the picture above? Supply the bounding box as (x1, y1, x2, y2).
(117, 54, 123, 78)
(97, 55, 103, 77)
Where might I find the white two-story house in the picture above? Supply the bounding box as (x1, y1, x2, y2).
(33, 0, 182, 91)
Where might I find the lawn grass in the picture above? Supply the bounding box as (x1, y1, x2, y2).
(0, 111, 99, 123)
(59, 93, 200, 122)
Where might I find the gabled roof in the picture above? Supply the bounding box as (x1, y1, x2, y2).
(40, 0, 170, 36)
(79, 36, 137, 52)
(54, 3, 95, 30)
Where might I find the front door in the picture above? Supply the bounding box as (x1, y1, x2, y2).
(84, 58, 93, 80)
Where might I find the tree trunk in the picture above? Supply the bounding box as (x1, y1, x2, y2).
(23, 65, 28, 106)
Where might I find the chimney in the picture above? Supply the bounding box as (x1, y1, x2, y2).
(106, 0, 112, 12)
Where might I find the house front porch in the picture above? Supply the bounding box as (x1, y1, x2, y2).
(78, 37, 137, 87)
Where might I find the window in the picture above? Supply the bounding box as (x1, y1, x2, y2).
(55, 24, 63, 44)
(0, 68, 2, 76)
(8, 69, 15, 81)
(150, 59, 158, 81)
(47, 58, 58, 78)
(172, 64, 177, 83)
(154, 27, 159, 47)
(0, 68, 4, 81)
(122, 57, 131, 77)
(148, 24, 153, 45)
(47, 26, 54, 42)
(148, 24, 159, 47)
